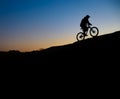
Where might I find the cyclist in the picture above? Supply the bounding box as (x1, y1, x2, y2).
(80, 15, 92, 36)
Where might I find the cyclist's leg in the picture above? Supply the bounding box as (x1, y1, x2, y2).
(83, 27, 88, 36)
(81, 27, 85, 35)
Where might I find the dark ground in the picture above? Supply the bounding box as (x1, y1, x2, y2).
(1, 30, 120, 76)
(1, 31, 120, 94)
(1, 31, 120, 65)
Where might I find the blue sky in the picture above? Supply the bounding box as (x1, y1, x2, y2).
(0, 0, 120, 51)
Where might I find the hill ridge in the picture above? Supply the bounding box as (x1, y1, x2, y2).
(0, 30, 120, 65)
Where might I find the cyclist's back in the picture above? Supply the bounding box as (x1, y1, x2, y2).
(80, 15, 92, 36)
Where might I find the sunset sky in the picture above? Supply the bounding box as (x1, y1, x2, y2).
(0, 0, 120, 52)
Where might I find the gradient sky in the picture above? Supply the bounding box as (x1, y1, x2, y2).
(0, 0, 120, 51)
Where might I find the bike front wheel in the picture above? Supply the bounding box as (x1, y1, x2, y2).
(76, 32, 85, 41)
(90, 27, 99, 37)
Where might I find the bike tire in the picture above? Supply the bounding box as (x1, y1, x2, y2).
(76, 32, 85, 41)
(90, 27, 99, 37)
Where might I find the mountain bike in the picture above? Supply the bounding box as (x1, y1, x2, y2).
(76, 25, 99, 41)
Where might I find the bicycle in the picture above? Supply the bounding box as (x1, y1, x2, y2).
(76, 25, 99, 41)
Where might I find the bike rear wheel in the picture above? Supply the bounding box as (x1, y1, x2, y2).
(90, 27, 99, 37)
(76, 32, 85, 41)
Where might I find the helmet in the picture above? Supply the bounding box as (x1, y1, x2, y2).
(86, 15, 90, 18)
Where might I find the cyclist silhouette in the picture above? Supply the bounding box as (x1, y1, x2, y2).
(80, 15, 92, 36)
